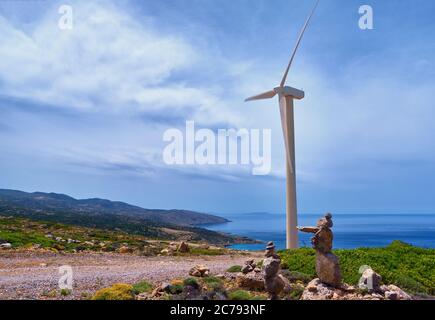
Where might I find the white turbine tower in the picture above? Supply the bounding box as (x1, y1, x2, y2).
(245, 0, 320, 249)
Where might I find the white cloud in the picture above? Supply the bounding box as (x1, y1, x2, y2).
(1, 0, 435, 193)
(0, 2, 242, 126)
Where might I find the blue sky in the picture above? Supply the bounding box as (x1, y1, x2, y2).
(1, 0, 435, 214)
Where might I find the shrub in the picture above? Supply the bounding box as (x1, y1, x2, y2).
(394, 275, 427, 295)
(228, 290, 252, 300)
(281, 270, 312, 283)
(92, 283, 134, 300)
(187, 247, 225, 256)
(227, 265, 242, 273)
(278, 241, 435, 295)
(132, 281, 153, 295)
(60, 288, 71, 296)
(287, 286, 304, 300)
(203, 276, 224, 290)
(41, 289, 58, 298)
(183, 277, 199, 289)
(169, 284, 184, 294)
(203, 276, 222, 285)
(80, 292, 93, 300)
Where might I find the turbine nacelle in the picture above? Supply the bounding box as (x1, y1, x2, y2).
(276, 86, 305, 100)
(244, 86, 305, 102)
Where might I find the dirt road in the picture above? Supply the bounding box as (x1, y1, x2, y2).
(0, 251, 261, 300)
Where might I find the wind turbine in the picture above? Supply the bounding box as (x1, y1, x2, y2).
(245, 0, 320, 249)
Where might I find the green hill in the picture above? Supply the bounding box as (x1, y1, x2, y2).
(0, 189, 253, 245)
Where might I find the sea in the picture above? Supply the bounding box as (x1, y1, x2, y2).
(204, 213, 435, 250)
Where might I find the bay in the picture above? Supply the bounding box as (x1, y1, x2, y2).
(205, 213, 435, 250)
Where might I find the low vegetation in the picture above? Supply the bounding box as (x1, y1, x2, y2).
(228, 290, 267, 300)
(92, 284, 134, 300)
(228, 289, 253, 300)
(0, 216, 228, 255)
(279, 240, 435, 295)
(0, 189, 256, 245)
(226, 265, 243, 273)
(0, 216, 154, 253)
(132, 281, 153, 295)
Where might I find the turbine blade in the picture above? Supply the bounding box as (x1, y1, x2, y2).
(279, 95, 294, 174)
(279, 0, 320, 87)
(244, 90, 276, 102)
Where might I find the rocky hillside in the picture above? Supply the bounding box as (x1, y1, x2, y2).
(0, 189, 228, 226)
(0, 189, 253, 245)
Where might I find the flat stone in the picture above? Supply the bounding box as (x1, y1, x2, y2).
(236, 272, 265, 290)
(315, 252, 342, 287)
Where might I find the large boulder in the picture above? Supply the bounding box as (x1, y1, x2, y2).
(315, 252, 342, 287)
(236, 272, 265, 290)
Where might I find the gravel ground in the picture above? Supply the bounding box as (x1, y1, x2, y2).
(0, 251, 262, 300)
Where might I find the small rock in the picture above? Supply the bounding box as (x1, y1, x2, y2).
(118, 246, 132, 254)
(136, 292, 152, 300)
(306, 279, 319, 292)
(177, 242, 190, 253)
(385, 291, 398, 300)
(150, 283, 169, 297)
(384, 285, 412, 300)
(241, 265, 253, 274)
(371, 293, 384, 299)
(0, 243, 12, 249)
(302, 279, 335, 300)
(168, 242, 178, 252)
(189, 265, 210, 277)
